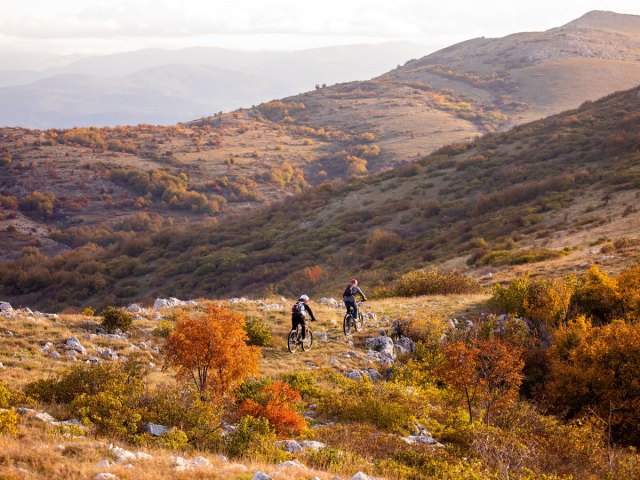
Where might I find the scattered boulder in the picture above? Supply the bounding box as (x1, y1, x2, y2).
(394, 336, 416, 355)
(351, 473, 376, 480)
(277, 460, 305, 469)
(364, 312, 377, 321)
(65, 337, 87, 355)
(299, 440, 326, 450)
(344, 370, 363, 381)
(314, 331, 329, 341)
(276, 440, 302, 453)
(0, 301, 13, 314)
(144, 423, 168, 437)
(362, 368, 382, 381)
(252, 472, 271, 480)
(403, 424, 443, 447)
(98, 348, 118, 360)
(94, 474, 116, 480)
(319, 297, 340, 307)
(365, 336, 396, 359)
(153, 297, 197, 309)
(95, 460, 110, 468)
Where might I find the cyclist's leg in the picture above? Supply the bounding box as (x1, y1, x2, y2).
(344, 300, 355, 319)
(353, 302, 359, 321)
(301, 319, 308, 340)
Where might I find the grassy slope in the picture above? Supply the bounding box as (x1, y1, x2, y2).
(1, 85, 639, 311)
(0, 296, 487, 479)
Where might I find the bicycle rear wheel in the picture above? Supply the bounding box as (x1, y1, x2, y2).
(301, 328, 313, 351)
(354, 312, 364, 332)
(287, 329, 298, 353)
(343, 313, 353, 335)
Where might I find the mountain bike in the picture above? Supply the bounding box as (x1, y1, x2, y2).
(287, 323, 313, 353)
(343, 300, 365, 335)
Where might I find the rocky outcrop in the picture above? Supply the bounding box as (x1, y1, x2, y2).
(153, 297, 197, 309)
(65, 336, 87, 355)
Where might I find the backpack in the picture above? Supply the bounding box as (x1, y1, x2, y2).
(292, 301, 305, 314)
(343, 285, 353, 297)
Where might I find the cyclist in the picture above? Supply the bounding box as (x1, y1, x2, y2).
(291, 294, 316, 340)
(343, 279, 367, 322)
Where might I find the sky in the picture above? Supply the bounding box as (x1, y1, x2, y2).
(0, 0, 639, 55)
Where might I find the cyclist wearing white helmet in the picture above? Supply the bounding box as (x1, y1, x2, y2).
(343, 279, 367, 322)
(291, 294, 316, 340)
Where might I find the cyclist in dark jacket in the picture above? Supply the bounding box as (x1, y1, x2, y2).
(343, 279, 367, 321)
(291, 294, 316, 340)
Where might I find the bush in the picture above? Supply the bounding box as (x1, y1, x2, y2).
(224, 416, 287, 462)
(101, 306, 133, 333)
(245, 316, 273, 346)
(238, 381, 306, 437)
(490, 273, 576, 330)
(374, 268, 483, 298)
(153, 319, 174, 338)
(319, 379, 422, 433)
(0, 408, 20, 436)
(25, 360, 146, 405)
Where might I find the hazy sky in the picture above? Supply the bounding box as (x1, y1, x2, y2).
(1, 0, 639, 54)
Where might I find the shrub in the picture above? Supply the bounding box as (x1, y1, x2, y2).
(135, 385, 223, 450)
(224, 416, 287, 462)
(318, 379, 422, 433)
(0, 408, 20, 436)
(245, 316, 273, 347)
(238, 381, 306, 437)
(490, 273, 576, 329)
(153, 319, 174, 338)
(365, 229, 403, 259)
(19, 191, 57, 219)
(25, 360, 146, 405)
(0, 381, 11, 408)
(82, 306, 96, 316)
(101, 306, 133, 333)
(374, 268, 482, 298)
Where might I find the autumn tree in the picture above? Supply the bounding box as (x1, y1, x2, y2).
(164, 305, 260, 400)
(439, 339, 524, 424)
(545, 317, 640, 446)
(303, 265, 323, 286)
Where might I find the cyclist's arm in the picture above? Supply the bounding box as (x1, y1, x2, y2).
(356, 287, 367, 301)
(306, 304, 317, 321)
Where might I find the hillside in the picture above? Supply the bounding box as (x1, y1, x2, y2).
(233, 10, 640, 166)
(2, 11, 639, 265)
(1, 83, 639, 310)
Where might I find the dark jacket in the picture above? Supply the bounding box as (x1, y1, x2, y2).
(343, 284, 366, 303)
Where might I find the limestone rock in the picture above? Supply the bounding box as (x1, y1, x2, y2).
(144, 423, 168, 437)
(300, 440, 326, 450)
(275, 439, 302, 453)
(252, 472, 271, 480)
(65, 337, 87, 355)
(94, 474, 117, 480)
(365, 336, 395, 358)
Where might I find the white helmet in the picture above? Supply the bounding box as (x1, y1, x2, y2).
(299, 294, 310, 302)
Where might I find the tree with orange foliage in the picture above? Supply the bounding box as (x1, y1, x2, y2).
(239, 381, 306, 437)
(545, 317, 640, 446)
(164, 305, 260, 400)
(439, 339, 524, 424)
(303, 265, 323, 286)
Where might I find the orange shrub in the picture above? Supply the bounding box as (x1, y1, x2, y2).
(238, 381, 306, 437)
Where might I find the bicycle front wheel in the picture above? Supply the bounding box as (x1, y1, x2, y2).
(301, 328, 313, 351)
(287, 329, 298, 353)
(355, 312, 364, 332)
(343, 314, 353, 335)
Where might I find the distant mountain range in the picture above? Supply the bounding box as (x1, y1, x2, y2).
(0, 43, 431, 128)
